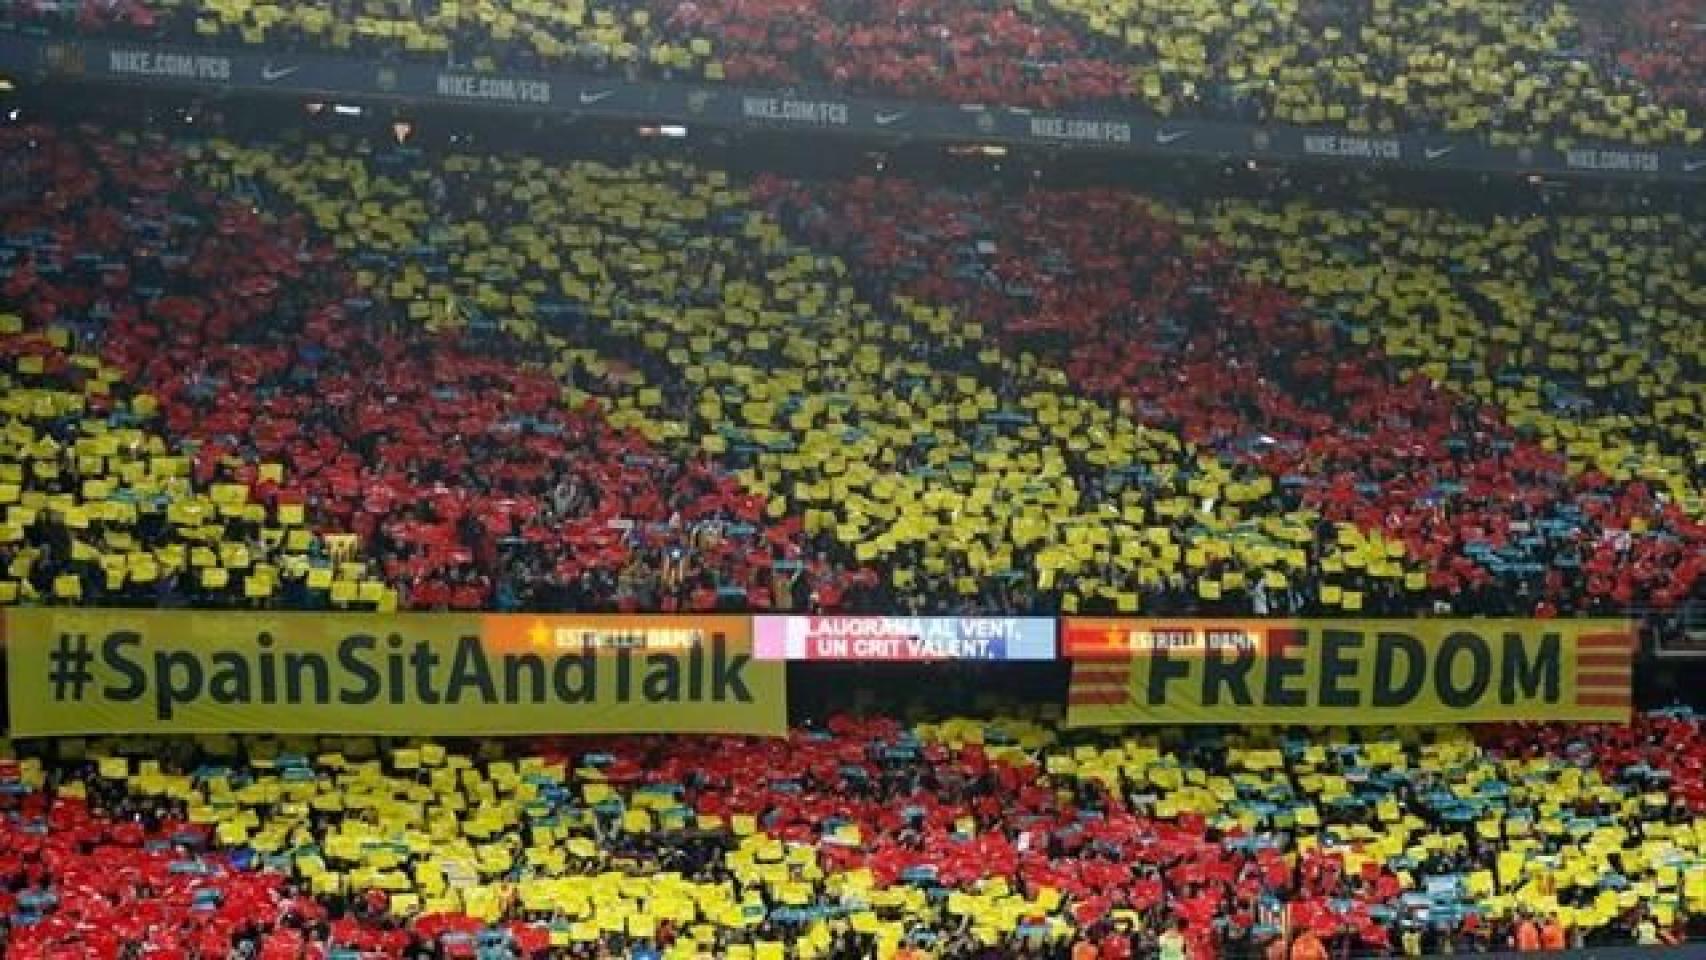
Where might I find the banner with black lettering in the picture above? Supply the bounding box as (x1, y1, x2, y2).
(4, 611, 784, 736)
(1064, 618, 1632, 726)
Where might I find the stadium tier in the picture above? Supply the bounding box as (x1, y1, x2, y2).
(0, 125, 842, 612)
(1, 123, 1699, 616)
(5, 0, 1702, 147)
(757, 176, 1705, 615)
(2, 711, 1704, 958)
(0, 42, 1701, 955)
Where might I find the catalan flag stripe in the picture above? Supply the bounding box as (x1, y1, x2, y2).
(1065, 640, 1132, 660)
(1577, 633, 1633, 650)
(1067, 689, 1129, 706)
(1073, 669, 1131, 685)
(1577, 670, 1630, 684)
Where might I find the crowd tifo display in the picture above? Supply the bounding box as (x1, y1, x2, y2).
(0, 124, 1699, 617)
(7, 0, 1704, 147)
(3, 711, 1706, 958)
(0, 14, 1702, 945)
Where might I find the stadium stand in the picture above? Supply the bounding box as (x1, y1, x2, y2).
(197, 136, 1347, 618)
(1579, 0, 1704, 116)
(0, 124, 843, 613)
(1200, 191, 1704, 614)
(0, 124, 374, 609)
(1, 122, 1699, 618)
(757, 175, 1705, 616)
(4, 709, 1705, 958)
(7, 0, 1701, 146)
(0, 0, 1699, 950)
(0, 0, 1701, 946)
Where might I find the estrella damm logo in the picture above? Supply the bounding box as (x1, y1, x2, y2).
(1064, 618, 1632, 726)
(5, 610, 784, 736)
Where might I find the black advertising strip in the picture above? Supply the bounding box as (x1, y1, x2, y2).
(4, 33, 1702, 182)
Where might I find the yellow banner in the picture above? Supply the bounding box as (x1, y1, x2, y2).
(1065, 618, 1632, 726)
(5, 610, 784, 736)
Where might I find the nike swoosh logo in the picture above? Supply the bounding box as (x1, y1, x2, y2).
(261, 65, 299, 81)
(874, 111, 907, 126)
(1155, 130, 1188, 144)
(1684, 159, 1706, 173)
(1424, 146, 1454, 160)
(578, 90, 615, 105)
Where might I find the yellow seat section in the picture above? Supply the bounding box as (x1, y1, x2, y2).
(180, 0, 721, 78)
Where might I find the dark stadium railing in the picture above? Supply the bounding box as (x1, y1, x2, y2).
(0, 31, 1702, 183)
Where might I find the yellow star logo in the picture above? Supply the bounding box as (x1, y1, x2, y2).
(528, 619, 551, 649)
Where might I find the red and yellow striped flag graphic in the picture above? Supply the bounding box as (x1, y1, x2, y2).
(1573, 630, 1633, 710)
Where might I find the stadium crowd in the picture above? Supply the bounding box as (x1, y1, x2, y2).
(0, 123, 871, 613)
(1578, 0, 1704, 116)
(755, 174, 1704, 618)
(0, 2, 1699, 956)
(4, 709, 1706, 958)
(6, 0, 1702, 146)
(0, 121, 1700, 619)
(0, 0, 1698, 953)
